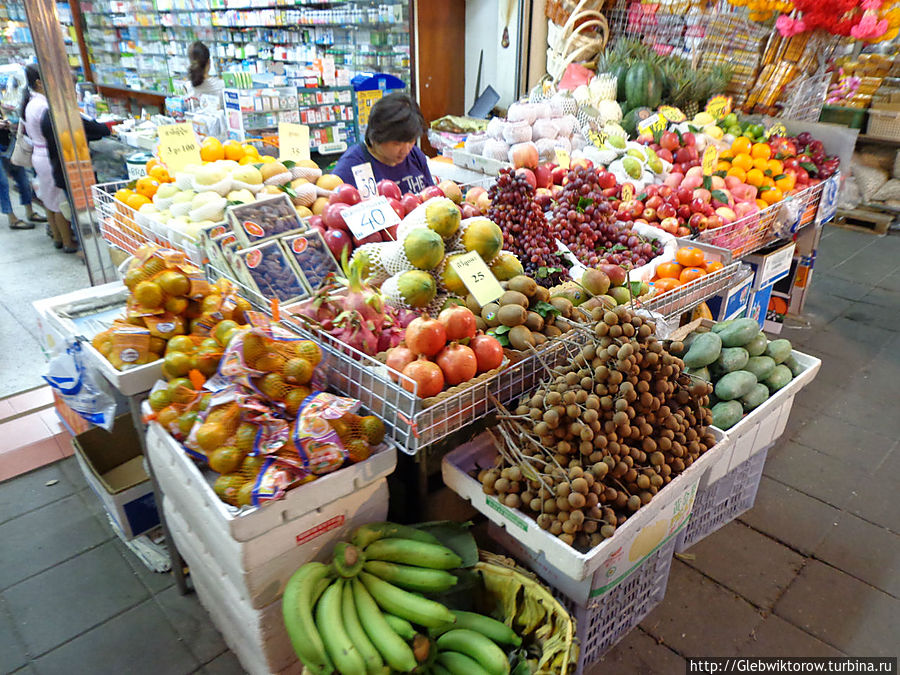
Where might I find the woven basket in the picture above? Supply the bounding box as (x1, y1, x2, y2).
(546, 0, 609, 81)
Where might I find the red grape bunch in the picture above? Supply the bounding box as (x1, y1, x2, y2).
(488, 168, 568, 287)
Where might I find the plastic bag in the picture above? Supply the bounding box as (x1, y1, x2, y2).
(43, 339, 116, 431)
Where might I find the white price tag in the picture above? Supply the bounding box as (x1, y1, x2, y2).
(351, 162, 378, 200)
(340, 196, 400, 240)
(449, 251, 504, 307)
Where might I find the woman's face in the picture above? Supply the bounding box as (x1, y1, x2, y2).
(371, 139, 416, 166)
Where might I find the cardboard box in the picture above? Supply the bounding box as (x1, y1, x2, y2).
(744, 241, 796, 290)
(73, 415, 159, 538)
(705, 269, 753, 321)
(745, 283, 773, 329)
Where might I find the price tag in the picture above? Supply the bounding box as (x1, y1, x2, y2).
(351, 162, 378, 199)
(637, 114, 666, 135)
(587, 129, 608, 149)
(702, 146, 718, 176)
(766, 122, 787, 140)
(554, 148, 570, 169)
(157, 123, 201, 172)
(449, 250, 504, 307)
(705, 95, 732, 121)
(340, 195, 400, 240)
(279, 122, 310, 162)
(659, 105, 686, 123)
(621, 183, 635, 201)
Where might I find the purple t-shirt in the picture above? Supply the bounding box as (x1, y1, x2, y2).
(333, 143, 434, 195)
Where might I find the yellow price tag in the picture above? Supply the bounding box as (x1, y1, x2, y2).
(705, 95, 732, 121)
(659, 106, 685, 123)
(587, 129, 608, 149)
(702, 146, 718, 176)
(449, 250, 504, 307)
(279, 122, 311, 162)
(621, 183, 635, 201)
(555, 149, 570, 169)
(766, 122, 787, 139)
(638, 114, 666, 135)
(156, 123, 201, 172)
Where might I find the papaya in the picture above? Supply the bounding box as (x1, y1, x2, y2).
(717, 318, 762, 347)
(711, 400, 743, 430)
(714, 370, 758, 401)
(715, 347, 749, 373)
(683, 332, 723, 368)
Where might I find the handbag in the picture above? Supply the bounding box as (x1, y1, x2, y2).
(11, 120, 33, 169)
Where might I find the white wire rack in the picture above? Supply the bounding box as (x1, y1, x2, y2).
(92, 180, 209, 266)
(781, 69, 833, 123)
(640, 260, 743, 320)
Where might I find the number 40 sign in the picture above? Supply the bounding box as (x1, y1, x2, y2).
(340, 196, 400, 240)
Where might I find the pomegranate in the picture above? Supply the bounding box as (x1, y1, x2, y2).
(404, 316, 446, 357)
(438, 306, 477, 341)
(401, 357, 445, 398)
(385, 345, 415, 381)
(470, 334, 503, 373)
(435, 343, 477, 386)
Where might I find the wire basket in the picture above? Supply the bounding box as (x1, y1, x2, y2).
(639, 260, 743, 320)
(91, 180, 209, 266)
(781, 68, 832, 123)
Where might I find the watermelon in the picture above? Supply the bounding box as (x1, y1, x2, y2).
(621, 107, 652, 136)
(625, 62, 660, 111)
(611, 63, 630, 102)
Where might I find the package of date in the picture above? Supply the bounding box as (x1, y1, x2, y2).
(227, 193, 306, 248)
(232, 239, 309, 306)
(280, 230, 340, 293)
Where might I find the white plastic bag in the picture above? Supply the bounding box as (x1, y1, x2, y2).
(43, 339, 116, 431)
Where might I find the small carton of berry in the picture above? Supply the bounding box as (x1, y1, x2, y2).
(227, 193, 306, 248)
(232, 239, 309, 306)
(280, 230, 341, 293)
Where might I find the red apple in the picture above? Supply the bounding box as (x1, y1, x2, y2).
(551, 166, 569, 185)
(376, 179, 402, 201)
(682, 132, 696, 147)
(400, 193, 422, 215)
(601, 187, 618, 199)
(420, 185, 444, 201)
(570, 158, 593, 170)
(534, 164, 552, 189)
(309, 215, 324, 231)
(387, 198, 404, 218)
(659, 217, 679, 234)
(675, 148, 692, 165)
(324, 229, 351, 258)
(353, 231, 382, 246)
(677, 204, 692, 220)
(658, 203, 676, 219)
(657, 185, 673, 199)
(660, 131, 680, 152)
(438, 180, 463, 203)
(645, 195, 664, 210)
(657, 148, 674, 163)
(516, 167, 537, 189)
(460, 203, 480, 219)
(706, 215, 723, 230)
(383, 224, 399, 240)
(323, 202, 351, 231)
(596, 170, 617, 190)
(330, 183, 361, 206)
(642, 207, 657, 221)
(688, 213, 707, 230)
(676, 187, 692, 204)
(465, 186, 486, 205)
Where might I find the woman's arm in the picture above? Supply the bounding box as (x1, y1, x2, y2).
(82, 116, 111, 142)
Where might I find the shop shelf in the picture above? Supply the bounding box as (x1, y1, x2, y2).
(441, 428, 730, 601)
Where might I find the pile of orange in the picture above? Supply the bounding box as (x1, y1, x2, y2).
(650, 247, 726, 295)
(202, 137, 261, 164)
(715, 138, 796, 209)
(145, 158, 174, 184)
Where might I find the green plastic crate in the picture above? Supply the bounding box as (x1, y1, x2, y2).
(819, 105, 868, 129)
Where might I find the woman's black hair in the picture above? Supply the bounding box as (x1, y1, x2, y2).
(188, 42, 210, 88)
(364, 93, 425, 146)
(20, 64, 41, 121)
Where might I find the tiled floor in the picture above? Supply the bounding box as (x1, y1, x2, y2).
(0, 388, 74, 482)
(0, 224, 898, 675)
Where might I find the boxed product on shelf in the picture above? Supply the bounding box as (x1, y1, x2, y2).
(705, 268, 754, 321)
(232, 239, 310, 305)
(74, 415, 159, 539)
(227, 194, 305, 249)
(280, 230, 341, 293)
(744, 240, 797, 290)
(441, 428, 730, 606)
(146, 419, 395, 608)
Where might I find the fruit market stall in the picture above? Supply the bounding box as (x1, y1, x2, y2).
(30, 82, 846, 673)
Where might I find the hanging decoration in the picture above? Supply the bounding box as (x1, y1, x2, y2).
(728, 0, 898, 41)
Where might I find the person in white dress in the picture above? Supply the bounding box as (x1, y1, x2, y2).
(186, 42, 224, 108)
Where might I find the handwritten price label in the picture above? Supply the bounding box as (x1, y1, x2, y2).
(659, 105, 686, 123)
(157, 123, 201, 172)
(705, 95, 732, 121)
(638, 114, 666, 135)
(449, 250, 504, 307)
(555, 149, 570, 169)
(340, 195, 400, 240)
(702, 146, 719, 176)
(766, 122, 787, 140)
(621, 183, 635, 201)
(279, 122, 310, 162)
(351, 162, 378, 199)
(587, 129, 608, 149)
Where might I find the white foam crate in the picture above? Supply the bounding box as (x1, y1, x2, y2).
(491, 523, 678, 674)
(675, 446, 769, 552)
(167, 477, 387, 608)
(146, 421, 396, 541)
(164, 499, 302, 675)
(723, 350, 820, 469)
(442, 428, 729, 604)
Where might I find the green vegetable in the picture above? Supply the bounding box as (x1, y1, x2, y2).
(783, 353, 804, 378)
(717, 318, 761, 347)
(714, 370, 758, 401)
(741, 383, 770, 412)
(683, 332, 723, 368)
(765, 364, 793, 392)
(716, 347, 749, 373)
(711, 400, 743, 429)
(744, 333, 768, 357)
(765, 339, 792, 364)
(744, 355, 776, 382)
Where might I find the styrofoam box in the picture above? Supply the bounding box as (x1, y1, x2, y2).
(166, 476, 388, 609)
(441, 428, 729, 603)
(724, 350, 820, 470)
(146, 421, 397, 541)
(164, 500, 302, 675)
(491, 523, 678, 673)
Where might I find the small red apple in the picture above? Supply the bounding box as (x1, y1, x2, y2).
(330, 183, 361, 206)
(376, 179, 402, 201)
(400, 193, 422, 215)
(516, 167, 537, 189)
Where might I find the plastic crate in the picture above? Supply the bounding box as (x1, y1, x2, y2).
(818, 105, 868, 129)
(491, 523, 677, 674)
(866, 107, 900, 141)
(675, 446, 768, 552)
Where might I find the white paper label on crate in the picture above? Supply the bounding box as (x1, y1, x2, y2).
(351, 162, 378, 199)
(341, 195, 400, 240)
(449, 250, 504, 307)
(157, 123, 201, 172)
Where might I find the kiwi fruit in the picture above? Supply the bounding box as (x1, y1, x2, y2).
(508, 275, 538, 298)
(533, 285, 550, 303)
(532, 332, 547, 346)
(475, 316, 488, 332)
(549, 296, 573, 318)
(481, 302, 501, 327)
(498, 304, 528, 327)
(500, 290, 529, 308)
(466, 294, 482, 314)
(508, 325, 535, 350)
(544, 324, 562, 338)
(525, 311, 544, 332)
